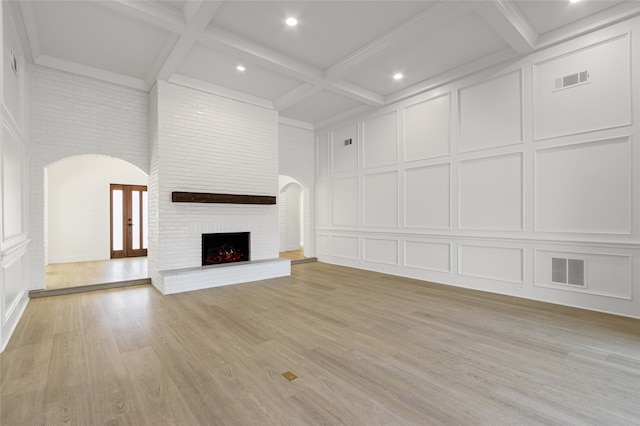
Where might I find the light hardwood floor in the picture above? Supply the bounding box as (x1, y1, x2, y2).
(279, 249, 306, 261)
(2, 262, 639, 425)
(45, 257, 149, 290)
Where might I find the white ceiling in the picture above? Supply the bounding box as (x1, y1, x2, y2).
(10, 0, 640, 128)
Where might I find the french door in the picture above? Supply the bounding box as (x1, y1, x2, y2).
(110, 184, 148, 258)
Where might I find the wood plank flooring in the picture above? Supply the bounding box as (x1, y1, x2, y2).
(2, 262, 639, 425)
(45, 257, 149, 290)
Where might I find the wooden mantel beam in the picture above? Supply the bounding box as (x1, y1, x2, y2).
(171, 192, 276, 205)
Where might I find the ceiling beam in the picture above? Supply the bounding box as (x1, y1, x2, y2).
(273, 83, 322, 111)
(18, 0, 42, 61)
(271, 0, 480, 116)
(329, 81, 385, 106)
(145, 33, 180, 89)
(156, 1, 223, 81)
(384, 47, 517, 105)
(314, 104, 375, 131)
(325, 1, 479, 81)
(90, 0, 185, 34)
(476, 1, 538, 54)
(199, 26, 324, 85)
(181, 0, 201, 23)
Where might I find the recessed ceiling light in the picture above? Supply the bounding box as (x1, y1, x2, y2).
(286, 17, 298, 26)
(393, 73, 403, 80)
(236, 65, 246, 72)
(569, 0, 582, 3)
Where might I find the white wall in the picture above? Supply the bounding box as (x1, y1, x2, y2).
(316, 19, 640, 318)
(1, 2, 29, 351)
(46, 155, 147, 264)
(279, 123, 315, 257)
(150, 81, 285, 294)
(28, 65, 149, 291)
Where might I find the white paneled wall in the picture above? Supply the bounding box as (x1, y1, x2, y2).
(150, 81, 288, 294)
(1, 2, 29, 351)
(315, 19, 640, 318)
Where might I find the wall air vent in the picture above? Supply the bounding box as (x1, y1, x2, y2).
(554, 70, 589, 92)
(551, 257, 585, 286)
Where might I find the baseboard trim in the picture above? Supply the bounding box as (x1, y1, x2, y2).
(29, 278, 151, 298)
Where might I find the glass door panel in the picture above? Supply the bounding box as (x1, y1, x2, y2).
(111, 184, 147, 258)
(112, 189, 124, 251)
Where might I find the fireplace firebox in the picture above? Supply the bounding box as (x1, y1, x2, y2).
(202, 232, 250, 266)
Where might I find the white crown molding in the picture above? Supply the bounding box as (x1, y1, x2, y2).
(279, 116, 314, 131)
(384, 48, 517, 105)
(169, 74, 273, 110)
(329, 81, 385, 106)
(199, 26, 324, 85)
(90, 0, 185, 34)
(35, 55, 147, 91)
(476, 0, 538, 54)
(18, 0, 42, 60)
(537, 1, 640, 49)
(325, 1, 479, 81)
(7, 2, 33, 63)
(156, 1, 222, 81)
(274, 83, 322, 111)
(314, 104, 375, 131)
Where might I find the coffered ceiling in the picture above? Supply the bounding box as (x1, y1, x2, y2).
(9, 0, 640, 128)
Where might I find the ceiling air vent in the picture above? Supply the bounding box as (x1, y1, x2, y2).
(551, 257, 585, 287)
(554, 70, 589, 92)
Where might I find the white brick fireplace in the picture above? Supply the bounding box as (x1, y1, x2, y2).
(148, 81, 289, 294)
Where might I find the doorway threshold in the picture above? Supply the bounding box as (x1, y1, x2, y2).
(30, 277, 151, 298)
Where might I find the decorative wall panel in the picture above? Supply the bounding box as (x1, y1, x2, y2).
(404, 241, 451, 273)
(533, 34, 631, 140)
(331, 124, 358, 173)
(332, 176, 358, 226)
(316, 133, 329, 176)
(459, 153, 523, 231)
(2, 125, 24, 240)
(332, 236, 359, 259)
(404, 164, 450, 229)
(535, 137, 630, 234)
(459, 244, 524, 283)
(404, 94, 451, 162)
(363, 238, 399, 265)
(535, 250, 631, 299)
(363, 171, 398, 227)
(363, 111, 398, 168)
(459, 70, 522, 153)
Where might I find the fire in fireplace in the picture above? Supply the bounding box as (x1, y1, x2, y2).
(202, 232, 250, 266)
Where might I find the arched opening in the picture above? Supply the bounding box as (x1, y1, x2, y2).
(278, 175, 313, 261)
(44, 155, 148, 290)
(279, 181, 304, 252)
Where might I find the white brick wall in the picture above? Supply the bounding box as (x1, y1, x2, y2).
(151, 81, 283, 293)
(28, 65, 149, 289)
(279, 124, 315, 257)
(148, 84, 161, 290)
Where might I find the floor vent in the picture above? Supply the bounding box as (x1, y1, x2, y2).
(554, 70, 589, 92)
(551, 257, 585, 286)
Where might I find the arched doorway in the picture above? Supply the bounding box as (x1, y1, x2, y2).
(278, 175, 314, 260)
(44, 155, 148, 290)
(279, 181, 304, 253)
